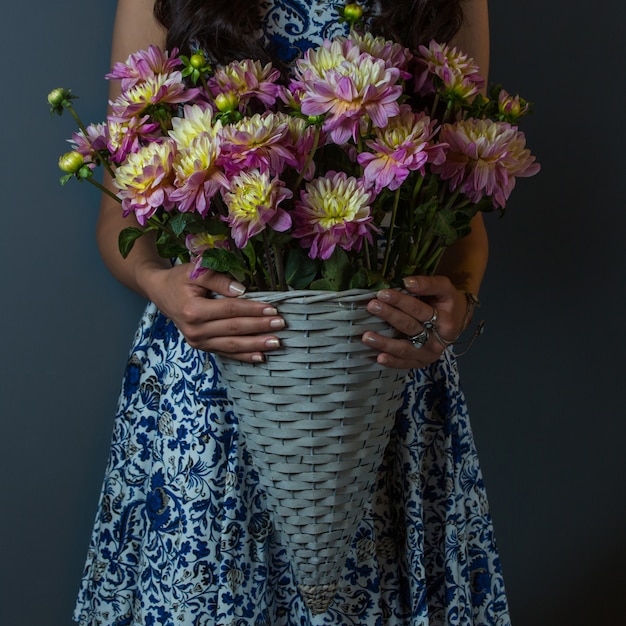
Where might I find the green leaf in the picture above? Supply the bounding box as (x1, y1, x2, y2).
(201, 248, 246, 274)
(310, 278, 334, 290)
(118, 227, 144, 258)
(285, 248, 320, 289)
(168, 212, 198, 237)
(321, 248, 351, 290)
(156, 232, 187, 259)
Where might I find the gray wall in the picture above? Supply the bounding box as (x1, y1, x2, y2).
(1, 1, 624, 623)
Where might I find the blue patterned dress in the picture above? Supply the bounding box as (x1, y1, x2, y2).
(73, 2, 511, 624)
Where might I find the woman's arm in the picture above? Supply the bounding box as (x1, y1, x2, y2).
(363, 0, 490, 368)
(97, 0, 286, 362)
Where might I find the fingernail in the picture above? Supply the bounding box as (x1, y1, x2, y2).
(263, 307, 278, 316)
(269, 318, 285, 329)
(377, 289, 391, 301)
(363, 332, 377, 344)
(368, 300, 383, 313)
(228, 281, 246, 295)
(251, 354, 264, 363)
(403, 277, 417, 289)
(265, 338, 281, 348)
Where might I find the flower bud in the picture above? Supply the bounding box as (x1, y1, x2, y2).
(48, 88, 70, 107)
(307, 115, 324, 125)
(215, 92, 240, 113)
(189, 52, 207, 70)
(58, 150, 85, 173)
(343, 3, 364, 22)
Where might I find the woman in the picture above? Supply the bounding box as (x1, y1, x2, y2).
(74, 1, 510, 624)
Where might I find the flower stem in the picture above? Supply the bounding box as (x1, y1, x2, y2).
(262, 231, 277, 291)
(67, 105, 116, 179)
(85, 177, 121, 203)
(381, 188, 401, 278)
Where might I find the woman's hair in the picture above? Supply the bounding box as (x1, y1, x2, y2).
(154, 0, 464, 64)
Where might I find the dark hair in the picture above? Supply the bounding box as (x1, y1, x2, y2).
(154, 0, 464, 64)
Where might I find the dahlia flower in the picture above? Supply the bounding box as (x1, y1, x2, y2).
(221, 169, 293, 248)
(208, 59, 284, 109)
(292, 172, 376, 260)
(432, 118, 540, 208)
(346, 32, 412, 77)
(415, 40, 484, 100)
(113, 139, 177, 224)
(106, 45, 182, 91)
(168, 104, 220, 149)
(357, 107, 445, 193)
(69, 123, 109, 163)
(497, 89, 530, 122)
(185, 232, 230, 279)
(106, 115, 161, 163)
(110, 72, 195, 120)
(220, 112, 296, 176)
(170, 132, 228, 216)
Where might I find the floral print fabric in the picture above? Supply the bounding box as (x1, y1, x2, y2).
(74, 1, 511, 624)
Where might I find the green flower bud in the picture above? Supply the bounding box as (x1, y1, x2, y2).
(47, 87, 69, 107)
(58, 151, 84, 173)
(343, 3, 364, 22)
(215, 92, 240, 113)
(307, 115, 324, 124)
(189, 52, 207, 69)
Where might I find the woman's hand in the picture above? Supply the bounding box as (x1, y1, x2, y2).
(362, 276, 471, 369)
(139, 263, 286, 362)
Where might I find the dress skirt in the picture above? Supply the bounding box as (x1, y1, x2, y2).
(73, 303, 511, 625)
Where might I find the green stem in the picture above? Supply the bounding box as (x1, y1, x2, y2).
(262, 231, 277, 291)
(67, 105, 116, 179)
(272, 243, 287, 291)
(381, 188, 401, 278)
(85, 177, 121, 203)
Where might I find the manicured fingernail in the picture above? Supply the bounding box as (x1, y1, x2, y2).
(251, 354, 264, 363)
(269, 318, 285, 329)
(228, 281, 246, 295)
(363, 332, 377, 344)
(368, 300, 383, 313)
(377, 289, 391, 301)
(263, 307, 278, 316)
(403, 277, 417, 289)
(265, 338, 281, 348)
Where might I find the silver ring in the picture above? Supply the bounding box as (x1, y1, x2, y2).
(408, 329, 430, 349)
(420, 308, 438, 330)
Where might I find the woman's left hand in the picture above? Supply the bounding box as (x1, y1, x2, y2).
(362, 275, 470, 369)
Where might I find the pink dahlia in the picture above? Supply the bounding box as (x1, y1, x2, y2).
(69, 123, 109, 163)
(414, 40, 484, 100)
(294, 43, 403, 144)
(357, 107, 445, 193)
(432, 118, 540, 208)
(106, 45, 182, 91)
(221, 169, 293, 248)
(208, 59, 284, 109)
(106, 114, 161, 163)
(219, 112, 296, 176)
(292, 172, 377, 260)
(113, 139, 177, 224)
(110, 72, 196, 120)
(170, 132, 228, 216)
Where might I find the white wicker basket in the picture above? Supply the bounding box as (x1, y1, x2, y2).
(215, 289, 407, 614)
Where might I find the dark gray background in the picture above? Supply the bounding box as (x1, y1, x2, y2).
(1, 1, 624, 624)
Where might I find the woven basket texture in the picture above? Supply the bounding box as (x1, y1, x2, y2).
(215, 290, 407, 614)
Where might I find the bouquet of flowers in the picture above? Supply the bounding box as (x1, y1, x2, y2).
(51, 5, 538, 294)
(51, 3, 539, 613)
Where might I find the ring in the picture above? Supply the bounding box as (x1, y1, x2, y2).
(408, 329, 430, 349)
(420, 308, 438, 330)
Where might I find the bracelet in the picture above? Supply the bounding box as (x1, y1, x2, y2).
(432, 290, 484, 356)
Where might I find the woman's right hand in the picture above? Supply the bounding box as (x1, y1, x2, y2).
(139, 263, 285, 362)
